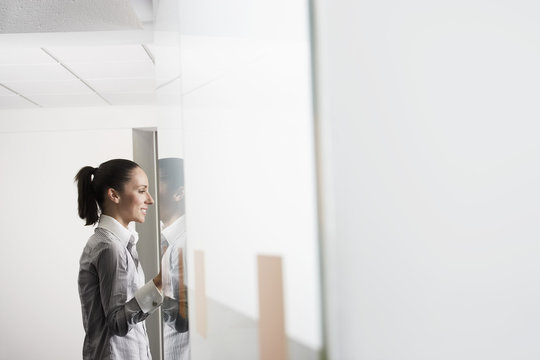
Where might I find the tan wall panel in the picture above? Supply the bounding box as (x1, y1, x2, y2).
(194, 250, 207, 338)
(258, 255, 287, 360)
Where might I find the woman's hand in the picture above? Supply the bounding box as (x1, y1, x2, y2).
(153, 269, 162, 291)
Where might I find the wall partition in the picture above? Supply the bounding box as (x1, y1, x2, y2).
(153, 0, 323, 358)
(312, 0, 540, 359)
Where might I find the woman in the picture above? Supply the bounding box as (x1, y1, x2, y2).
(75, 159, 163, 360)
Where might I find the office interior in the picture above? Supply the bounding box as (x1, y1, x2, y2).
(1, 1, 539, 359)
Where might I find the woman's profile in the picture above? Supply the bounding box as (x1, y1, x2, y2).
(75, 159, 163, 360)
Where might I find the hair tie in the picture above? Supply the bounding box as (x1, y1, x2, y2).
(90, 167, 98, 182)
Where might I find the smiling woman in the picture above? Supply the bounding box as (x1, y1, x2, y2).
(75, 158, 164, 360)
(106, 166, 154, 227)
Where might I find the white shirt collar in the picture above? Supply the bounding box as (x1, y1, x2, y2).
(98, 214, 138, 247)
(161, 215, 185, 247)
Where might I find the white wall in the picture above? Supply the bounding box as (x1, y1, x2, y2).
(0, 106, 157, 360)
(313, 1, 540, 359)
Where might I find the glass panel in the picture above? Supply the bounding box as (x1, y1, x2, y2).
(154, 1, 189, 359)
(154, 0, 323, 358)
(172, 0, 323, 359)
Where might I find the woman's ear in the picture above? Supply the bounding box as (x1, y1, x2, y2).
(107, 188, 121, 204)
(173, 186, 185, 202)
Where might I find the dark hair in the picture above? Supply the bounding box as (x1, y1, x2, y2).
(158, 157, 184, 192)
(74, 159, 140, 226)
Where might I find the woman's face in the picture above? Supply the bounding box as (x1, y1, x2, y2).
(116, 167, 154, 226)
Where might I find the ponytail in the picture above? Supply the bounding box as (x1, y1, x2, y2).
(75, 166, 99, 226)
(74, 159, 140, 226)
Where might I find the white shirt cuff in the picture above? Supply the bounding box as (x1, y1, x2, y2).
(135, 280, 164, 314)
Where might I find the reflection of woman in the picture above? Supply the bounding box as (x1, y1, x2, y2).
(75, 159, 163, 360)
(159, 157, 190, 360)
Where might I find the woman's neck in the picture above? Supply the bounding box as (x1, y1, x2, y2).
(102, 210, 129, 229)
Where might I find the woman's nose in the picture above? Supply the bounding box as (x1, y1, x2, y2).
(146, 192, 154, 204)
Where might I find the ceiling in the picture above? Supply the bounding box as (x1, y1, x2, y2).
(0, 0, 174, 109)
(0, 0, 144, 33)
(0, 44, 161, 108)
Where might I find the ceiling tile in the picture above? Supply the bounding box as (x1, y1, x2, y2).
(45, 45, 152, 64)
(103, 92, 156, 105)
(154, 45, 181, 82)
(156, 80, 181, 105)
(0, 84, 14, 96)
(0, 48, 56, 65)
(156, 77, 181, 93)
(0, 44, 161, 109)
(0, 63, 75, 82)
(66, 61, 154, 79)
(144, 43, 155, 57)
(30, 93, 108, 107)
(3, 80, 93, 95)
(86, 78, 155, 93)
(0, 95, 38, 108)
